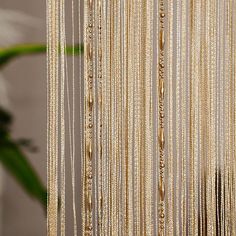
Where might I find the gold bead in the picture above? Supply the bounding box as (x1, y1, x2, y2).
(87, 43, 92, 60)
(160, 161, 165, 168)
(86, 225, 93, 232)
(159, 128, 165, 150)
(98, 0, 102, 14)
(160, 29, 165, 50)
(88, 0, 93, 10)
(159, 79, 164, 100)
(158, 229, 164, 236)
(88, 141, 92, 161)
(159, 62, 164, 68)
(159, 219, 164, 224)
(160, 212, 165, 218)
(160, 13, 165, 18)
(88, 90, 93, 108)
(99, 48, 102, 61)
(159, 178, 165, 201)
(100, 196, 103, 209)
(86, 191, 92, 212)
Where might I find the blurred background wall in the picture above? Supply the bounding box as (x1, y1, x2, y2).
(1, 0, 46, 235)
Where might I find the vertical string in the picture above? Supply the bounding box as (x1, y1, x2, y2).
(83, 0, 95, 234)
(133, 0, 141, 234)
(167, 0, 174, 234)
(71, 1, 78, 234)
(140, 1, 147, 234)
(189, 0, 201, 233)
(209, 0, 217, 233)
(146, 0, 154, 233)
(232, 3, 236, 235)
(78, 0, 85, 232)
(206, 1, 213, 233)
(110, 0, 118, 233)
(91, 0, 95, 230)
(100, 0, 106, 233)
(194, 0, 201, 234)
(96, 0, 103, 233)
(123, 0, 129, 233)
(155, 0, 159, 234)
(175, 0, 181, 234)
(108, 1, 113, 233)
(59, 0, 66, 234)
(101, 0, 109, 234)
(228, 1, 234, 234)
(47, 0, 59, 234)
(224, 0, 233, 234)
(180, 0, 187, 234)
(229, 0, 235, 231)
(127, 0, 134, 234)
(199, 0, 207, 234)
(219, 1, 226, 234)
(216, 0, 221, 233)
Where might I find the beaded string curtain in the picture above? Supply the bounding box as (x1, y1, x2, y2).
(47, 0, 236, 235)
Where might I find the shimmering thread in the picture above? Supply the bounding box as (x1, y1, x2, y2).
(167, 0, 174, 234)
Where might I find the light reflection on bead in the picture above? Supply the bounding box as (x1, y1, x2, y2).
(159, 79, 164, 100)
(88, 0, 93, 10)
(87, 191, 92, 212)
(159, 128, 165, 150)
(87, 43, 92, 60)
(159, 178, 165, 201)
(160, 30, 165, 50)
(88, 90, 93, 108)
(88, 141, 92, 161)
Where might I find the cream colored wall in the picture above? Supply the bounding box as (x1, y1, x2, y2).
(1, 0, 46, 235)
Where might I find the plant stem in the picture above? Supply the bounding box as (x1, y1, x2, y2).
(0, 43, 84, 68)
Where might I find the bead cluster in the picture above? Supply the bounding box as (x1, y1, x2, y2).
(158, 1, 165, 235)
(97, 0, 103, 231)
(85, 0, 94, 235)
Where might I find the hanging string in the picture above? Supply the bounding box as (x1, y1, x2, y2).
(47, 0, 59, 234)
(59, 0, 66, 234)
(167, 0, 174, 234)
(218, 1, 225, 234)
(133, 0, 141, 234)
(78, 0, 84, 231)
(83, 0, 95, 234)
(199, 0, 207, 234)
(157, 0, 166, 235)
(175, 0, 181, 234)
(180, 0, 187, 234)
(71, 1, 78, 234)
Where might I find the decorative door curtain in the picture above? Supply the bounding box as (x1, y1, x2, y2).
(46, 0, 236, 235)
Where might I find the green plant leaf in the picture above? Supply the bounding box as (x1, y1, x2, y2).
(0, 108, 47, 209)
(0, 140, 47, 209)
(0, 43, 84, 68)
